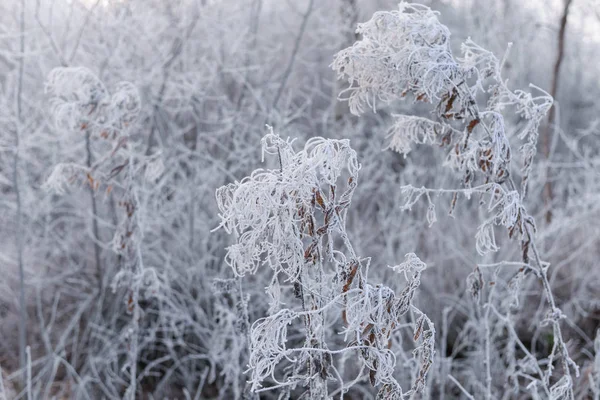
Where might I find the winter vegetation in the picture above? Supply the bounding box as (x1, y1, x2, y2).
(1, 0, 600, 399)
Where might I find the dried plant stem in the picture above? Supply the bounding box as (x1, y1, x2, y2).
(16, 0, 27, 383)
(542, 0, 573, 223)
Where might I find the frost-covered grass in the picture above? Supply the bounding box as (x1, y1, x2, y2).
(1, 1, 600, 399)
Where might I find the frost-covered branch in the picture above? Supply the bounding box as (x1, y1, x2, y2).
(215, 129, 434, 398)
(332, 2, 579, 398)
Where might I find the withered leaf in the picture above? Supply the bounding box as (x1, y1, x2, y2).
(467, 118, 480, 133)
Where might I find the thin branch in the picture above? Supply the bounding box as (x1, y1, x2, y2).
(271, 0, 314, 111)
(16, 0, 27, 384)
(447, 374, 475, 400)
(542, 0, 573, 223)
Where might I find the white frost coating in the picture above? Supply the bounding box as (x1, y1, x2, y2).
(332, 3, 456, 114)
(216, 128, 434, 398)
(45, 67, 141, 140)
(332, 1, 552, 197)
(332, 1, 552, 252)
(334, 3, 579, 397)
(43, 67, 144, 193)
(216, 131, 359, 277)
